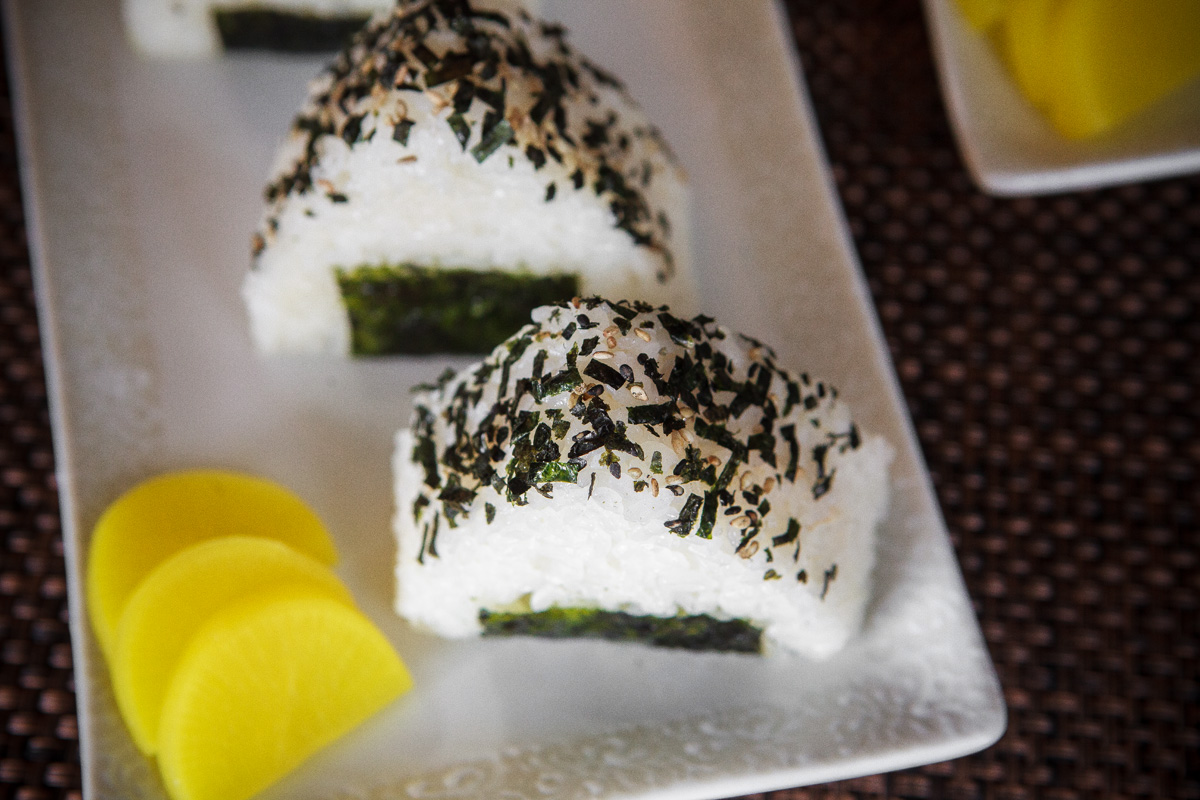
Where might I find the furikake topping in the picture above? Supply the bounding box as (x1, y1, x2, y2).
(410, 297, 865, 590)
(255, 0, 680, 283)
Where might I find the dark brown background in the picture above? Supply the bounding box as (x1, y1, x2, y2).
(1, 1, 1197, 798)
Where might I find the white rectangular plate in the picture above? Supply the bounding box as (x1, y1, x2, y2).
(924, 0, 1200, 196)
(5, 1, 1006, 797)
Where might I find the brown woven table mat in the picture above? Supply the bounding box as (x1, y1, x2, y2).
(1, 1, 1197, 798)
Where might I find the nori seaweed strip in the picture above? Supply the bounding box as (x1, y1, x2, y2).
(337, 264, 576, 356)
(479, 607, 761, 653)
(214, 9, 371, 53)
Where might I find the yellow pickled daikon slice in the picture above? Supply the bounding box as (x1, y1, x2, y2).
(157, 590, 411, 800)
(1001, 0, 1060, 110)
(86, 470, 337, 661)
(111, 536, 353, 756)
(1048, 0, 1200, 139)
(955, 0, 1009, 31)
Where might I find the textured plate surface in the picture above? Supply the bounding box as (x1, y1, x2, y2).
(5, 0, 1005, 797)
(924, 0, 1200, 197)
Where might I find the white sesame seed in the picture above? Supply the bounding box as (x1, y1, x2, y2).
(763, 477, 776, 493)
(731, 516, 751, 529)
(629, 384, 647, 400)
(628, 467, 642, 479)
(605, 335, 618, 349)
(650, 478, 660, 497)
(739, 541, 759, 559)
(592, 351, 614, 360)
(679, 406, 695, 420)
(635, 329, 652, 342)
(739, 472, 755, 491)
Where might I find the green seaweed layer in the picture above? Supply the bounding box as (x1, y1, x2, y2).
(479, 607, 763, 653)
(213, 9, 371, 52)
(336, 264, 579, 356)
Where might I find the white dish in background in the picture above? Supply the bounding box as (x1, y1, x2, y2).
(4, 0, 1005, 798)
(923, 0, 1200, 197)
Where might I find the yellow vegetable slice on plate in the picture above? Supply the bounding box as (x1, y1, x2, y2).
(86, 469, 338, 662)
(1048, 0, 1200, 139)
(954, 0, 1009, 32)
(111, 536, 354, 756)
(1000, 0, 1060, 110)
(157, 589, 412, 800)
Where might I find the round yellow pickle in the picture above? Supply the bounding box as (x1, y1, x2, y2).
(111, 536, 354, 756)
(86, 469, 338, 662)
(157, 589, 412, 800)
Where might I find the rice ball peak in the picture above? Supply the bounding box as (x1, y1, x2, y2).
(394, 298, 892, 658)
(244, 0, 695, 356)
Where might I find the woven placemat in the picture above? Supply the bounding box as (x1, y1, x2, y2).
(0, 35, 80, 800)
(1, 2, 1197, 799)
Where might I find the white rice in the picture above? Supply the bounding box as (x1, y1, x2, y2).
(394, 299, 892, 658)
(242, 1, 694, 355)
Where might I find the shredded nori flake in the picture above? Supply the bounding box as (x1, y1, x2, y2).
(772, 518, 801, 547)
(583, 359, 626, 389)
(446, 112, 472, 149)
(665, 493, 703, 537)
(392, 118, 415, 145)
(471, 118, 514, 162)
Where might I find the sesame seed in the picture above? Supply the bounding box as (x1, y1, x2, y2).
(763, 477, 776, 493)
(571, 296, 582, 308)
(665, 474, 682, 485)
(731, 516, 751, 529)
(635, 329, 652, 342)
(628, 467, 642, 479)
(397, 155, 418, 164)
(629, 384, 648, 400)
(603, 325, 620, 337)
(592, 351, 614, 360)
(706, 455, 721, 467)
(650, 478, 659, 497)
(605, 335, 618, 349)
(679, 406, 695, 420)
(740, 472, 755, 491)
(670, 430, 688, 454)
(739, 541, 759, 559)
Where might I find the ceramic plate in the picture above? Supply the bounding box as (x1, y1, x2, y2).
(5, 0, 1005, 797)
(923, 0, 1200, 196)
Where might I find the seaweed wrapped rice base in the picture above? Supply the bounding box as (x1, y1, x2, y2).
(122, 0, 394, 56)
(244, 0, 694, 356)
(394, 299, 892, 658)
